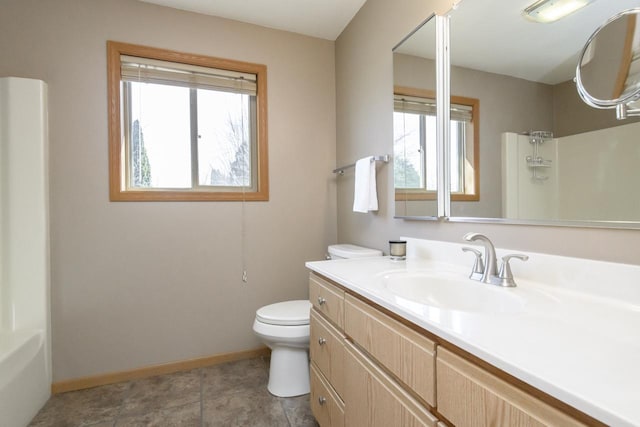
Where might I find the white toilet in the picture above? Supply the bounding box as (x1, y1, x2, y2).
(252, 243, 382, 397)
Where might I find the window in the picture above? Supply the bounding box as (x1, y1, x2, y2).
(107, 41, 268, 201)
(393, 86, 479, 201)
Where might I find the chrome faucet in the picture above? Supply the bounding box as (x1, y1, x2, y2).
(462, 233, 528, 287)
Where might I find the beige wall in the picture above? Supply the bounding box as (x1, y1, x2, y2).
(553, 79, 640, 137)
(335, 0, 640, 266)
(0, 0, 337, 381)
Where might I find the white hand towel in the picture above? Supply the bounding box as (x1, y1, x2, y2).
(353, 156, 378, 213)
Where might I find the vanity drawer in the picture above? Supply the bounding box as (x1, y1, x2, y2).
(344, 341, 439, 427)
(311, 362, 345, 427)
(310, 273, 345, 328)
(344, 294, 436, 407)
(310, 308, 345, 398)
(436, 347, 587, 427)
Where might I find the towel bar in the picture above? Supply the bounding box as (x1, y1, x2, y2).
(333, 155, 390, 175)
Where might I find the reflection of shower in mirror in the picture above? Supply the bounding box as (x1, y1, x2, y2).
(525, 131, 553, 181)
(502, 132, 559, 221)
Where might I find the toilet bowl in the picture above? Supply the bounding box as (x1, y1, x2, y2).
(253, 244, 382, 397)
(253, 300, 311, 397)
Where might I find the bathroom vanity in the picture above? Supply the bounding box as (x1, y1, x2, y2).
(306, 238, 640, 427)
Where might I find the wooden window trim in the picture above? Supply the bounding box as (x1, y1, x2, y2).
(393, 85, 479, 202)
(107, 41, 269, 201)
(613, 15, 637, 99)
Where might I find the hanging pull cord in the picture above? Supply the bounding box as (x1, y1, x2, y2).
(240, 77, 248, 284)
(241, 174, 247, 283)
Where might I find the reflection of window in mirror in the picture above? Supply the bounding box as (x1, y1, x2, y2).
(393, 86, 479, 201)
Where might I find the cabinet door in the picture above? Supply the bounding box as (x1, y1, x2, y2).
(344, 341, 439, 427)
(310, 308, 346, 397)
(345, 294, 436, 406)
(310, 273, 345, 328)
(436, 347, 587, 427)
(311, 363, 344, 427)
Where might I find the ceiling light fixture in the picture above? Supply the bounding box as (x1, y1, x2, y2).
(523, 0, 595, 23)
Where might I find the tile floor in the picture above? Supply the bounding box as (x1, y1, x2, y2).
(29, 357, 319, 427)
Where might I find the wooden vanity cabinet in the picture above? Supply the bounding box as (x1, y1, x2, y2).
(310, 309, 346, 397)
(344, 293, 436, 407)
(309, 274, 347, 427)
(309, 272, 592, 427)
(310, 362, 345, 427)
(310, 273, 344, 328)
(436, 347, 587, 427)
(309, 272, 440, 427)
(344, 341, 439, 427)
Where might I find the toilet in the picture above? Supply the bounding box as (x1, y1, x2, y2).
(252, 243, 382, 397)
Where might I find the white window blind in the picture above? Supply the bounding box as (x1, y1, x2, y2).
(394, 94, 473, 122)
(121, 55, 257, 95)
(394, 95, 437, 116)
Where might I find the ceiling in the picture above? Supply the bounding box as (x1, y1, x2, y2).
(138, 0, 367, 40)
(397, 0, 640, 85)
(139, 0, 640, 83)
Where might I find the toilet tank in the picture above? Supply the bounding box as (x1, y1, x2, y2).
(328, 244, 382, 260)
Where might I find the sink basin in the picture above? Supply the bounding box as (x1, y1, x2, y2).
(377, 270, 526, 314)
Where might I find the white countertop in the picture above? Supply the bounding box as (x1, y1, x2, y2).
(306, 241, 640, 427)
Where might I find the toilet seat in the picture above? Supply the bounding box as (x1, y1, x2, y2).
(256, 300, 311, 326)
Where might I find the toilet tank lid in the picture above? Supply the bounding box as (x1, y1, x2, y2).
(328, 244, 382, 258)
(256, 300, 311, 326)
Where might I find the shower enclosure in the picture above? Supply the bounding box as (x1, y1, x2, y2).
(0, 77, 51, 427)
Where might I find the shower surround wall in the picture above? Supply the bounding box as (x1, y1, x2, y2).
(557, 121, 640, 221)
(502, 121, 640, 221)
(0, 77, 51, 427)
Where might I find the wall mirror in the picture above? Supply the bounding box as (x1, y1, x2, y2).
(392, 14, 441, 218)
(394, 0, 640, 228)
(442, 0, 640, 228)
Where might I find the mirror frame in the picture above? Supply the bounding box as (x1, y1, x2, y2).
(397, 9, 640, 229)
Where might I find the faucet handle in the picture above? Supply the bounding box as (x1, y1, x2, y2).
(462, 247, 485, 280)
(497, 254, 529, 286)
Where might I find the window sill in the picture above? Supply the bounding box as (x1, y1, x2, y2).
(110, 189, 269, 202)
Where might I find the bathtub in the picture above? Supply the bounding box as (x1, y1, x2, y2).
(0, 329, 50, 427)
